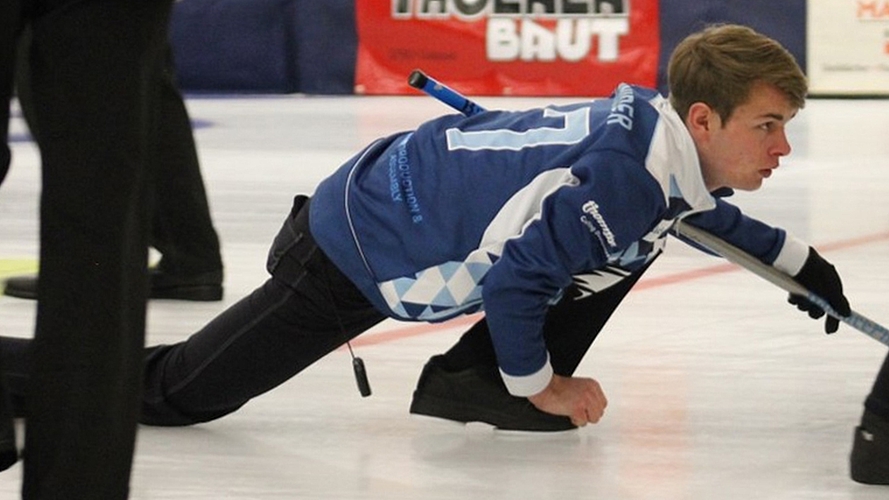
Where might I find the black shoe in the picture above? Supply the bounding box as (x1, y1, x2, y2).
(2, 276, 38, 300)
(851, 410, 889, 485)
(409, 355, 576, 432)
(2, 269, 223, 302)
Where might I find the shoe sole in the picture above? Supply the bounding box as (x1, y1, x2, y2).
(3, 288, 37, 300)
(151, 285, 223, 302)
(411, 393, 576, 432)
(3, 278, 223, 302)
(851, 464, 889, 485)
(3, 286, 223, 302)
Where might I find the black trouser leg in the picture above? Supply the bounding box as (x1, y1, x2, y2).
(0, 197, 383, 428)
(0, 337, 28, 417)
(24, 2, 170, 498)
(141, 198, 385, 426)
(865, 352, 889, 421)
(442, 258, 656, 376)
(0, 268, 386, 428)
(14, 26, 35, 142)
(150, 46, 222, 277)
(0, 0, 23, 472)
(16, 35, 221, 279)
(0, 349, 18, 472)
(0, 0, 21, 185)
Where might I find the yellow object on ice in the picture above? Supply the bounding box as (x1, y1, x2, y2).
(0, 259, 38, 280)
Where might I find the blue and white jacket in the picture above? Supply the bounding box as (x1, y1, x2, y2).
(310, 84, 809, 396)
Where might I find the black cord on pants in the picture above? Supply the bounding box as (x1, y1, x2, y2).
(140, 197, 385, 426)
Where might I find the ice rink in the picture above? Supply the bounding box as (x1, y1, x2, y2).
(1, 92, 888, 499)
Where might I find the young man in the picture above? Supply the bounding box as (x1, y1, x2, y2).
(4, 36, 224, 302)
(0, 25, 853, 438)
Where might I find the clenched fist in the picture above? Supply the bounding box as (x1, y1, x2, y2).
(528, 374, 608, 427)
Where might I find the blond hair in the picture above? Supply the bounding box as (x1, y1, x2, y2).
(668, 24, 807, 123)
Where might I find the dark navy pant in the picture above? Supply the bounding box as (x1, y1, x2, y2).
(141, 195, 386, 425)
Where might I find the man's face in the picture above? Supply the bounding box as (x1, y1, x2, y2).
(689, 82, 798, 192)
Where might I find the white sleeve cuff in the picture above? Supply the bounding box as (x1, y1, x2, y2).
(772, 234, 809, 276)
(500, 357, 553, 397)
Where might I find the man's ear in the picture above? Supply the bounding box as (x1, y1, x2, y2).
(685, 102, 718, 136)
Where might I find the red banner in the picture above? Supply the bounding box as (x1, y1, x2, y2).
(355, 0, 660, 97)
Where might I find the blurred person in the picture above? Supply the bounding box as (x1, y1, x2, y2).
(0, 0, 175, 498)
(5, 32, 224, 302)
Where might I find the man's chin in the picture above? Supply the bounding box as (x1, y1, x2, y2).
(733, 180, 763, 192)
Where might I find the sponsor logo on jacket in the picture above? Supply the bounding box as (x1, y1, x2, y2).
(580, 200, 617, 248)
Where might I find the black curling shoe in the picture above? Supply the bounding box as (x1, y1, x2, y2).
(851, 410, 889, 485)
(410, 355, 576, 432)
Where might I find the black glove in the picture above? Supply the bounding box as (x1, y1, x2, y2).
(789, 247, 851, 334)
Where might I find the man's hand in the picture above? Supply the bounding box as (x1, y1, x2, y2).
(789, 247, 851, 334)
(527, 374, 607, 427)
